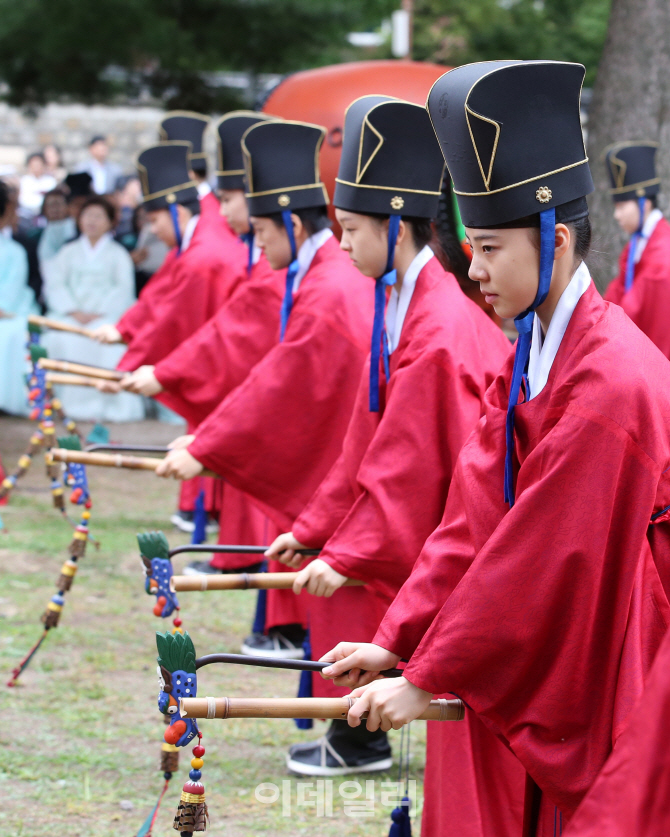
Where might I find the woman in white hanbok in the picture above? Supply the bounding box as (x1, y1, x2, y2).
(42, 196, 144, 421)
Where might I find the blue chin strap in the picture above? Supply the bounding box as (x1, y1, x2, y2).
(624, 196, 647, 293)
(241, 229, 255, 277)
(504, 208, 556, 506)
(279, 210, 300, 342)
(369, 214, 401, 412)
(169, 202, 183, 254)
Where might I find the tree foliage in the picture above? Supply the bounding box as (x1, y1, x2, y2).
(411, 0, 612, 86)
(0, 0, 397, 108)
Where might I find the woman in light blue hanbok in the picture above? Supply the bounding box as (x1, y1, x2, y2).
(0, 217, 38, 415)
(42, 195, 144, 422)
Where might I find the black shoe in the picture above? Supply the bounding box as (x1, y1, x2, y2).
(287, 720, 392, 776)
(182, 560, 222, 576)
(240, 624, 307, 659)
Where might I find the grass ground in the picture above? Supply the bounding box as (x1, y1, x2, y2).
(0, 415, 427, 837)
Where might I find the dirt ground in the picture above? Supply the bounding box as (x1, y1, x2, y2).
(0, 415, 427, 837)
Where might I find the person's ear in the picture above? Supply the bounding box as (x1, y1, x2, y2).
(395, 218, 407, 245)
(554, 223, 571, 261)
(291, 212, 305, 244)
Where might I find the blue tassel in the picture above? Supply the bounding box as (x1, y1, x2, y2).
(388, 797, 412, 836)
(191, 488, 207, 545)
(251, 560, 268, 634)
(279, 209, 299, 342)
(169, 202, 182, 254)
(624, 196, 647, 293)
(295, 630, 313, 730)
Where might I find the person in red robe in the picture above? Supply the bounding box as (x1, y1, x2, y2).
(561, 624, 670, 837)
(262, 97, 515, 803)
(154, 119, 374, 658)
(93, 142, 248, 531)
(121, 112, 285, 574)
(158, 110, 222, 230)
(602, 141, 670, 359)
(319, 61, 670, 837)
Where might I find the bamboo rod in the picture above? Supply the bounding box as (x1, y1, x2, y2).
(28, 314, 98, 339)
(38, 357, 125, 381)
(47, 447, 217, 477)
(180, 696, 465, 722)
(45, 372, 101, 388)
(171, 572, 364, 592)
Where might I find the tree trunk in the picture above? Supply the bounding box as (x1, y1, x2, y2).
(586, 0, 670, 291)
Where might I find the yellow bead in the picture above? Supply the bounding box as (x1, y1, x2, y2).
(43, 408, 52, 416)
(191, 757, 204, 769)
(81, 511, 91, 520)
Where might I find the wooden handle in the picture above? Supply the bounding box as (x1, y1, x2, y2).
(171, 572, 365, 592)
(28, 314, 98, 340)
(47, 447, 218, 477)
(179, 696, 464, 722)
(46, 372, 101, 388)
(38, 357, 125, 381)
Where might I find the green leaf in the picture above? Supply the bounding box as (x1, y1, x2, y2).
(137, 531, 169, 560)
(56, 435, 82, 451)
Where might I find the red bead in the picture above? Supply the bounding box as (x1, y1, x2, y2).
(173, 617, 183, 627)
(153, 603, 163, 617)
(84, 499, 92, 509)
(192, 745, 205, 758)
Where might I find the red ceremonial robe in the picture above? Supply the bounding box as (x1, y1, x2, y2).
(292, 257, 521, 837)
(117, 214, 247, 515)
(374, 283, 670, 833)
(188, 235, 374, 627)
(153, 252, 286, 569)
(604, 216, 670, 360)
(563, 624, 670, 837)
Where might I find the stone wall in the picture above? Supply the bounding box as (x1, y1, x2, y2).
(0, 102, 182, 175)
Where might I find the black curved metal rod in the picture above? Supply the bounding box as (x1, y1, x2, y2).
(195, 652, 403, 678)
(168, 544, 320, 558)
(85, 444, 169, 454)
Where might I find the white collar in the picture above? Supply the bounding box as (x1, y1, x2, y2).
(385, 246, 433, 353)
(1, 225, 12, 239)
(181, 214, 199, 252)
(251, 242, 262, 265)
(528, 260, 591, 400)
(635, 208, 663, 263)
(82, 231, 112, 257)
(197, 182, 212, 198)
(293, 228, 333, 292)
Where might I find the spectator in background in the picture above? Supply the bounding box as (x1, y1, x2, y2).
(75, 135, 122, 195)
(37, 189, 77, 269)
(42, 195, 142, 421)
(18, 152, 57, 220)
(4, 184, 44, 308)
(0, 180, 39, 415)
(130, 204, 169, 295)
(63, 172, 93, 230)
(113, 174, 142, 250)
(43, 143, 66, 183)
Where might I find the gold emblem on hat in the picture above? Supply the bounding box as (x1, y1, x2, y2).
(636, 187, 646, 197)
(535, 186, 552, 204)
(390, 196, 404, 210)
(278, 194, 290, 207)
(166, 193, 176, 204)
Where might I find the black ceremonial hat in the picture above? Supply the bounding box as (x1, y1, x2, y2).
(334, 95, 444, 218)
(427, 61, 594, 227)
(604, 141, 660, 202)
(64, 172, 93, 198)
(215, 111, 273, 191)
(136, 142, 199, 212)
(159, 111, 210, 169)
(242, 120, 329, 216)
